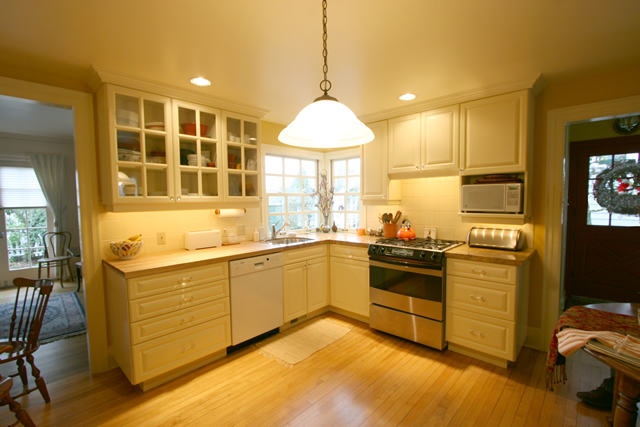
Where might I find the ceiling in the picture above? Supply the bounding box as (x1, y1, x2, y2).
(1, 0, 640, 129)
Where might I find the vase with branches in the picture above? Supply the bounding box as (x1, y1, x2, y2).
(313, 170, 334, 232)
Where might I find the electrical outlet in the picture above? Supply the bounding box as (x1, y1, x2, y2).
(237, 225, 246, 236)
(157, 231, 166, 244)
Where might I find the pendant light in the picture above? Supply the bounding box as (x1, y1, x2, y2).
(278, 0, 374, 148)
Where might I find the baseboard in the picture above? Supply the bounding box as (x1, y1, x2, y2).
(327, 306, 370, 324)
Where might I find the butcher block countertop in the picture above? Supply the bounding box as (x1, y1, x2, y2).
(445, 244, 536, 267)
(103, 233, 379, 279)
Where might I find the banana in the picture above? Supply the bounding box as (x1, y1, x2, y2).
(127, 234, 142, 242)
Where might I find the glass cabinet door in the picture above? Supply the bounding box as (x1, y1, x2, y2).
(223, 112, 260, 199)
(111, 88, 173, 202)
(173, 100, 222, 202)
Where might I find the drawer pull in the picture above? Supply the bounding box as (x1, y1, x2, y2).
(179, 296, 194, 304)
(345, 251, 351, 254)
(181, 343, 196, 353)
(470, 330, 485, 338)
(180, 316, 195, 325)
(470, 268, 486, 275)
(470, 295, 486, 302)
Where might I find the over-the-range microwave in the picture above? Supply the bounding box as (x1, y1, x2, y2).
(460, 183, 523, 213)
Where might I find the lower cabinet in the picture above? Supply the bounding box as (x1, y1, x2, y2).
(104, 261, 231, 388)
(445, 257, 529, 367)
(282, 245, 328, 322)
(329, 244, 370, 318)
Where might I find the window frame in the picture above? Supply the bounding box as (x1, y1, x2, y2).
(325, 149, 363, 232)
(4, 207, 52, 271)
(262, 145, 325, 233)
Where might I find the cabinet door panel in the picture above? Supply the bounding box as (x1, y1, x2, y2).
(283, 262, 307, 322)
(361, 121, 399, 202)
(460, 91, 528, 175)
(307, 257, 328, 312)
(446, 275, 515, 321)
(421, 105, 459, 175)
(128, 263, 228, 300)
(388, 114, 421, 173)
(447, 258, 517, 285)
(330, 258, 369, 317)
(446, 307, 515, 361)
(132, 316, 230, 384)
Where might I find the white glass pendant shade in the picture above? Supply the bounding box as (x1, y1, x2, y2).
(279, 99, 374, 148)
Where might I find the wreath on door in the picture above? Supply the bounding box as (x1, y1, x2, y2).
(594, 160, 640, 215)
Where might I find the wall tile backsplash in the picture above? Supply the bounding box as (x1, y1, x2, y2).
(365, 176, 534, 246)
(99, 207, 262, 260)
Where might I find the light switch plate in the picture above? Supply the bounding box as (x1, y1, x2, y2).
(424, 227, 437, 239)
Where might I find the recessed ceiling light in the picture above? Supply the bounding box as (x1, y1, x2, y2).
(190, 77, 211, 87)
(399, 93, 416, 101)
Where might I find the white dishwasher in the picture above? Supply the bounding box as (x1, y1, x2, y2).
(229, 252, 284, 345)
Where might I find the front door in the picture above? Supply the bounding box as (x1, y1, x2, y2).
(564, 136, 640, 303)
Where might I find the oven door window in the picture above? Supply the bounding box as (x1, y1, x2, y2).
(370, 265, 442, 303)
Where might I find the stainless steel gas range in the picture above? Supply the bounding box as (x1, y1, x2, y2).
(367, 237, 464, 350)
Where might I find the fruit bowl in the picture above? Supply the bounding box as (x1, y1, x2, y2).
(110, 238, 143, 260)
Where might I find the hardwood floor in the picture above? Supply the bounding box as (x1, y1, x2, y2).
(0, 312, 619, 426)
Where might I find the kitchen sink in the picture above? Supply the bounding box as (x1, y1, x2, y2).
(264, 237, 314, 246)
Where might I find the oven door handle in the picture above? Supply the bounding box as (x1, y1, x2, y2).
(369, 259, 443, 277)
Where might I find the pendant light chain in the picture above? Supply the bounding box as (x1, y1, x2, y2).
(319, 0, 332, 95)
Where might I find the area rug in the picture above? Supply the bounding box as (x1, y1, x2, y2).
(0, 292, 86, 344)
(255, 317, 352, 367)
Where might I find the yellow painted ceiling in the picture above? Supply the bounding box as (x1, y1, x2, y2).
(1, 0, 639, 125)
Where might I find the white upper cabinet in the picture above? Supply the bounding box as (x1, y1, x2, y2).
(172, 99, 223, 202)
(98, 85, 175, 207)
(222, 112, 260, 201)
(388, 105, 459, 177)
(460, 90, 531, 176)
(96, 84, 262, 210)
(388, 114, 421, 174)
(361, 120, 401, 204)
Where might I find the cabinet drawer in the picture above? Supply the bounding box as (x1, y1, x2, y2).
(446, 259, 516, 285)
(128, 262, 228, 300)
(446, 275, 515, 321)
(131, 297, 230, 345)
(330, 244, 369, 262)
(284, 245, 327, 264)
(129, 279, 229, 323)
(132, 316, 231, 384)
(446, 307, 515, 361)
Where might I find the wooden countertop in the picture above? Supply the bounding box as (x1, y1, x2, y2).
(103, 233, 379, 278)
(445, 244, 536, 267)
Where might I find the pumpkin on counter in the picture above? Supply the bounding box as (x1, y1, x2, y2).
(397, 219, 416, 241)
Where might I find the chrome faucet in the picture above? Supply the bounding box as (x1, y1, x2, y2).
(271, 220, 289, 238)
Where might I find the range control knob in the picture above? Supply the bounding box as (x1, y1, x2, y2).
(377, 246, 386, 254)
(431, 253, 439, 261)
(419, 251, 427, 259)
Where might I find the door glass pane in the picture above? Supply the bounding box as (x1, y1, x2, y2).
(588, 153, 639, 226)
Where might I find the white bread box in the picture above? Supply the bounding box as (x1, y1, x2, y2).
(184, 230, 222, 251)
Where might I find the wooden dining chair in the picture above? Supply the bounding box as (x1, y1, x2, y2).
(1, 375, 36, 427)
(0, 278, 54, 404)
(37, 231, 74, 287)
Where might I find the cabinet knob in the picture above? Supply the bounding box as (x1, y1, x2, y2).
(421, 165, 425, 170)
(179, 295, 194, 304)
(177, 196, 181, 201)
(180, 316, 195, 325)
(470, 330, 485, 338)
(382, 194, 386, 199)
(181, 343, 196, 353)
(470, 268, 486, 276)
(170, 196, 174, 201)
(415, 166, 420, 170)
(470, 294, 486, 302)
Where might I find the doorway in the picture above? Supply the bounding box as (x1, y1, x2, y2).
(0, 95, 79, 285)
(564, 135, 640, 305)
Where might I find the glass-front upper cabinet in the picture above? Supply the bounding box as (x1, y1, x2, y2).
(102, 85, 174, 205)
(172, 100, 222, 202)
(223, 112, 260, 200)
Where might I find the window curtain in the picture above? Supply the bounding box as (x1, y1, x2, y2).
(29, 154, 67, 233)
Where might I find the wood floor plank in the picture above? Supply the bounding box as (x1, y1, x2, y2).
(0, 312, 618, 427)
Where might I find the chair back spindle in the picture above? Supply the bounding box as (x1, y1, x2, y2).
(7, 279, 53, 352)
